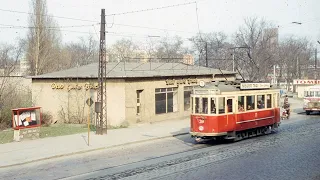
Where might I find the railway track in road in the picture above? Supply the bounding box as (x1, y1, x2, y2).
(62, 116, 320, 180)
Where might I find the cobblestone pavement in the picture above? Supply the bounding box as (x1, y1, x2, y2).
(1, 112, 318, 180)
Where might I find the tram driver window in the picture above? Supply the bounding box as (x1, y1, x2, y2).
(211, 98, 216, 114)
(227, 99, 233, 113)
(257, 95, 265, 109)
(195, 97, 200, 113)
(201, 98, 208, 114)
(218, 97, 225, 114)
(246, 95, 255, 110)
(266, 94, 272, 108)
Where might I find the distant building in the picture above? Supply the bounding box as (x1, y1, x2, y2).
(182, 54, 194, 65)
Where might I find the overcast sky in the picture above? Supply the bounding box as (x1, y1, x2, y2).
(0, 0, 319, 47)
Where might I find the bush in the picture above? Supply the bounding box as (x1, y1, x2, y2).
(41, 112, 53, 127)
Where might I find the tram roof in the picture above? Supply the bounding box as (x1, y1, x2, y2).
(194, 81, 279, 93)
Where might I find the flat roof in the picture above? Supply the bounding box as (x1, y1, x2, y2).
(30, 62, 237, 79)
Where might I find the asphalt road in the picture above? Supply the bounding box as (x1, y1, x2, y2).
(0, 113, 319, 180)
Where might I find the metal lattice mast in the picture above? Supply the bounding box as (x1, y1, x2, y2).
(96, 9, 107, 135)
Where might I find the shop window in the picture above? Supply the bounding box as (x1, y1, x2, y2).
(211, 97, 216, 114)
(184, 86, 194, 111)
(266, 94, 272, 108)
(218, 97, 226, 114)
(155, 88, 178, 114)
(238, 96, 245, 112)
(246, 95, 255, 110)
(257, 95, 265, 109)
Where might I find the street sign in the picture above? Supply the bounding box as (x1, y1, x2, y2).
(86, 98, 94, 107)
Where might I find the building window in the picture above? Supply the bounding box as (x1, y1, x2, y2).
(155, 88, 178, 114)
(136, 90, 143, 115)
(184, 86, 194, 111)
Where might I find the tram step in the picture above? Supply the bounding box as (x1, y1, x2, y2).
(224, 136, 235, 140)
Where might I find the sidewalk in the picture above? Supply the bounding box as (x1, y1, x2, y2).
(0, 118, 189, 168)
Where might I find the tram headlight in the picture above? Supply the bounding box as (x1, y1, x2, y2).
(199, 126, 204, 131)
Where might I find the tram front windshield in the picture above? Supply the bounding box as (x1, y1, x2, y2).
(194, 97, 217, 114)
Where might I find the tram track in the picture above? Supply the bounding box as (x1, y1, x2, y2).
(61, 116, 320, 180)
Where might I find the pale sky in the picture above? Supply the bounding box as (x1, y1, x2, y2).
(0, 0, 319, 47)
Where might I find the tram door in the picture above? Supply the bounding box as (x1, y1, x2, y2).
(226, 97, 235, 128)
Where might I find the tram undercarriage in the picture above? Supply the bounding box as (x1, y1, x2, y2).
(192, 122, 280, 143)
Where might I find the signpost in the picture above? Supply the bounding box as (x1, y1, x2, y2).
(86, 97, 94, 146)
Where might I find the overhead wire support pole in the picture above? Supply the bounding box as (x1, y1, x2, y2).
(205, 42, 208, 67)
(96, 9, 107, 135)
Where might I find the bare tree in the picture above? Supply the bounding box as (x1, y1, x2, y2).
(106, 38, 139, 62)
(0, 42, 29, 129)
(234, 17, 278, 81)
(190, 32, 232, 69)
(63, 35, 98, 68)
(278, 37, 313, 90)
(26, 0, 61, 75)
(155, 36, 186, 62)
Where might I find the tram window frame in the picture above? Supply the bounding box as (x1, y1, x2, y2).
(210, 97, 217, 114)
(195, 97, 200, 114)
(266, 94, 272, 108)
(257, 95, 265, 109)
(246, 95, 255, 111)
(218, 97, 226, 114)
(226, 99, 234, 113)
(238, 96, 245, 112)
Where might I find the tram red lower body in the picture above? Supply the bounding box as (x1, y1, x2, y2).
(190, 108, 280, 137)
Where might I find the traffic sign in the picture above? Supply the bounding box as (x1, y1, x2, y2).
(86, 98, 94, 107)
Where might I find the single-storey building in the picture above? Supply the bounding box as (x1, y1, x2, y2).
(31, 62, 237, 126)
(293, 79, 320, 98)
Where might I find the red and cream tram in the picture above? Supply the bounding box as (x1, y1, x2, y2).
(190, 80, 281, 142)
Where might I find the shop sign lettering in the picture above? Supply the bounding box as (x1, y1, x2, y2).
(51, 83, 99, 91)
(165, 78, 197, 86)
(293, 79, 320, 85)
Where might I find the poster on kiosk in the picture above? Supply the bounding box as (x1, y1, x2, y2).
(12, 107, 41, 130)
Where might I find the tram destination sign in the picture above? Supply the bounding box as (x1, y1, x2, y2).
(240, 83, 270, 90)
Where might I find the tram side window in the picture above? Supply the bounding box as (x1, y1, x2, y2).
(266, 94, 272, 108)
(238, 96, 245, 112)
(246, 95, 255, 110)
(257, 95, 265, 109)
(211, 98, 217, 114)
(218, 97, 226, 114)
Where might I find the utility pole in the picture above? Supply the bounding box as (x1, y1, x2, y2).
(315, 48, 318, 80)
(205, 42, 208, 67)
(96, 9, 107, 135)
(232, 49, 235, 72)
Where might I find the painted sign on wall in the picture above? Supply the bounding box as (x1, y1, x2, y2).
(51, 83, 99, 91)
(165, 78, 198, 86)
(293, 79, 320, 85)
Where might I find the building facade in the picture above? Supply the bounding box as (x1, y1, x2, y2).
(31, 62, 236, 126)
(293, 79, 320, 98)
